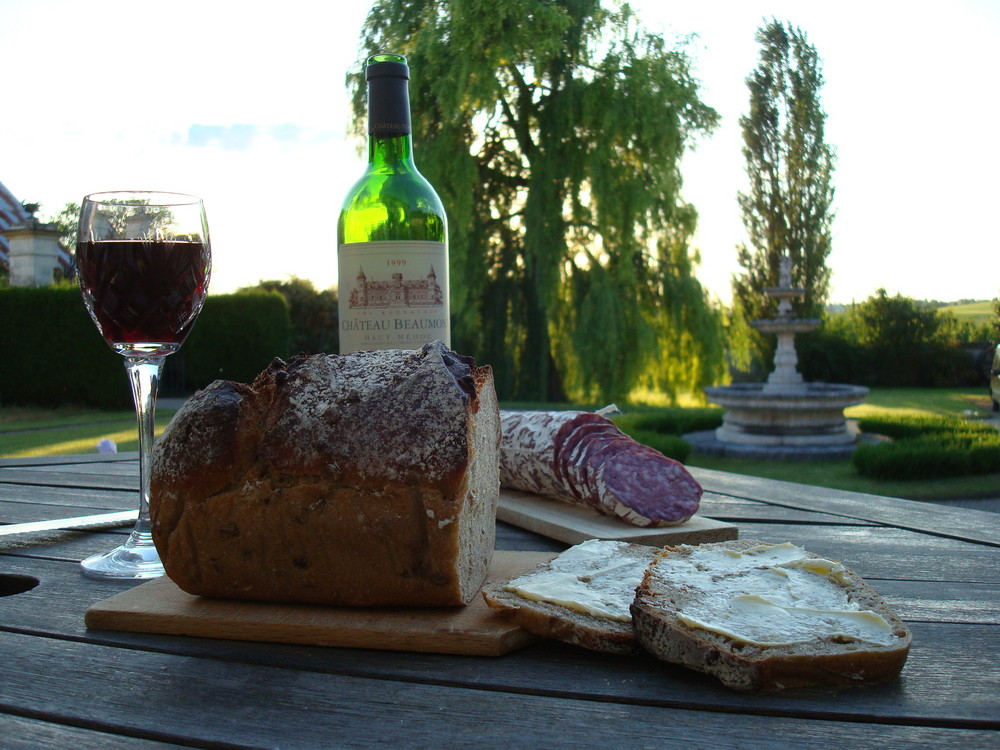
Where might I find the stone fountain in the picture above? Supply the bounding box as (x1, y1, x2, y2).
(691, 256, 869, 459)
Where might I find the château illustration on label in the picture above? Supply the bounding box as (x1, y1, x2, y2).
(337, 53, 450, 353)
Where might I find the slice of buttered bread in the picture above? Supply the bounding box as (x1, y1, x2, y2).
(630, 539, 912, 692)
(482, 539, 659, 655)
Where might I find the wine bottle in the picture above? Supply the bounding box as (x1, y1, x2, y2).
(338, 53, 450, 353)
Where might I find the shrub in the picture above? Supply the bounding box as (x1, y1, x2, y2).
(625, 429, 692, 464)
(614, 407, 722, 436)
(181, 291, 292, 390)
(0, 286, 128, 408)
(612, 407, 721, 464)
(0, 287, 291, 409)
(237, 277, 338, 355)
(796, 291, 984, 388)
(853, 415, 1000, 480)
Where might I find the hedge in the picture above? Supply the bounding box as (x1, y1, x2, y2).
(611, 407, 722, 464)
(797, 329, 983, 388)
(853, 415, 1000, 480)
(614, 408, 723, 437)
(623, 429, 693, 464)
(181, 292, 292, 389)
(0, 286, 126, 408)
(0, 286, 292, 409)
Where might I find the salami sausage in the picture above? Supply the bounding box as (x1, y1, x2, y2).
(499, 409, 702, 527)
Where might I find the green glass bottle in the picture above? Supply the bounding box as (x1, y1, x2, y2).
(338, 53, 449, 353)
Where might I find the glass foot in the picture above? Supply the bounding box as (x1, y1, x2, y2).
(80, 528, 163, 580)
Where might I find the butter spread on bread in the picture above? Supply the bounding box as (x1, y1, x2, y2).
(650, 542, 895, 647)
(503, 539, 649, 621)
(482, 540, 659, 654)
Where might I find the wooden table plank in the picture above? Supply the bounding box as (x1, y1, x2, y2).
(698, 493, 880, 526)
(2, 556, 999, 727)
(0, 454, 139, 468)
(2, 630, 998, 748)
(691, 466, 1000, 547)
(699, 522, 1000, 585)
(0, 714, 187, 750)
(0, 490, 136, 520)
(0, 469, 138, 492)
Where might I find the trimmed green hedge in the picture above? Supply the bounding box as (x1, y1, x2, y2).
(611, 407, 722, 464)
(181, 292, 292, 389)
(0, 286, 127, 408)
(0, 287, 291, 409)
(624, 428, 693, 464)
(853, 415, 1000, 480)
(614, 408, 723, 437)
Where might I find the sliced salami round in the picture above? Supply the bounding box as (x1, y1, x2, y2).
(595, 448, 701, 526)
(499, 409, 702, 526)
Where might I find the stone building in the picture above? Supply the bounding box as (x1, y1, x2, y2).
(0, 181, 73, 286)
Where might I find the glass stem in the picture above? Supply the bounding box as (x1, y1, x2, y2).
(125, 356, 166, 533)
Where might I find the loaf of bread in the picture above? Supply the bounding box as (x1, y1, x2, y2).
(482, 539, 657, 655)
(150, 341, 500, 607)
(631, 540, 912, 691)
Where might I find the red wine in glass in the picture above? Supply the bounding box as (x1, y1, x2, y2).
(77, 239, 209, 352)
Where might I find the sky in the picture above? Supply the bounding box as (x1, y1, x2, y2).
(1, 0, 997, 305)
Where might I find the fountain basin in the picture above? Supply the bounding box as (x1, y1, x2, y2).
(690, 382, 870, 460)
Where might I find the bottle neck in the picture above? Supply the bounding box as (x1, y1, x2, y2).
(369, 133, 415, 168)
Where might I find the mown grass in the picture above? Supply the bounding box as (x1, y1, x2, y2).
(678, 387, 1000, 500)
(0, 407, 177, 457)
(844, 387, 993, 419)
(1, 387, 997, 500)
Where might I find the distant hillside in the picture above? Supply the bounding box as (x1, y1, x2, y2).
(826, 299, 996, 324)
(942, 300, 995, 323)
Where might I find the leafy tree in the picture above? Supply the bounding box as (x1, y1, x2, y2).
(50, 202, 81, 254)
(237, 277, 339, 354)
(730, 20, 835, 371)
(799, 289, 980, 387)
(350, 0, 726, 402)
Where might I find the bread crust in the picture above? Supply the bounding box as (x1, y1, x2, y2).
(150, 342, 500, 607)
(630, 539, 913, 691)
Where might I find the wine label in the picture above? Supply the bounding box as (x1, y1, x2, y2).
(338, 240, 450, 353)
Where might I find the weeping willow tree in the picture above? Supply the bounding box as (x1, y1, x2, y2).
(730, 20, 836, 372)
(349, 0, 727, 402)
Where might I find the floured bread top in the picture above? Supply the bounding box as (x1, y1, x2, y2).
(647, 542, 899, 647)
(153, 341, 484, 496)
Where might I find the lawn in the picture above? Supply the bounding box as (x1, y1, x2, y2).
(1, 387, 997, 501)
(683, 386, 1000, 501)
(0, 405, 178, 457)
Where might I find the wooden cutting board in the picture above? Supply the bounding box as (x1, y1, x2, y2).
(85, 550, 554, 657)
(497, 489, 738, 545)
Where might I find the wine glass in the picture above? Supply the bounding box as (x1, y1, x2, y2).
(76, 191, 211, 579)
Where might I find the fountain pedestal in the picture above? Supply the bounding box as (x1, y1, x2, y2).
(691, 262, 869, 460)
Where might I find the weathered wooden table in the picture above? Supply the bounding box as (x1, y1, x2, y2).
(1, 453, 998, 748)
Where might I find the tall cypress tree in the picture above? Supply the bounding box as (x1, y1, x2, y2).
(348, 0, 727, 402)
(731, 20, 836, 371)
